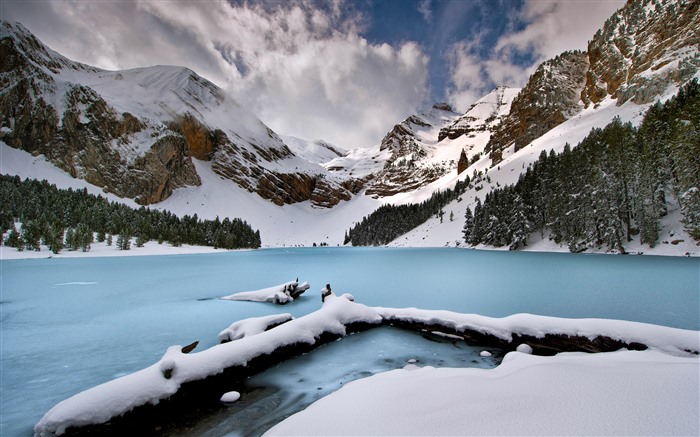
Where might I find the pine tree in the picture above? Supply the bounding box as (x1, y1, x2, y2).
(116, 233, 131, 250)
(136, 234, 147, 248)
(4, 225, 22, 249)
(75, 223, 93, 252)
(463, 207, 474, 243)
(43, 224, 64, 254)
(21, 221, 41, 251)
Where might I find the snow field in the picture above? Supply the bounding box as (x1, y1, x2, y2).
(265, 349, 699, 436)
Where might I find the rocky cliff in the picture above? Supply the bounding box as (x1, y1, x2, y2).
(0, 21, 355, 208)
(0, 22, 201, 204)
(484, 0, 699, 166)
(486, 52, 589, 164)
(365, 104, 459, 197)
(583, 0, 700, 106)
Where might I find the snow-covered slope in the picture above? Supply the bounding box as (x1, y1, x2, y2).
(0, 21, 354, 209)
(3, 0, 699, 253)
(386, 93, 699, 256)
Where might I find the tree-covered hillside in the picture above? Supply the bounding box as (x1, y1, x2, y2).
(464, 79, 700, 252)
(1, 175, 261, 253)
(344, 178, 468, 246)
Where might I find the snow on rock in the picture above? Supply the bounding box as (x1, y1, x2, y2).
(33, 294, 380, 437)
(516, 343, 534, 354)
(219, 391, 241, 403)
(34, 300, 699, 436)
(479, 350, 492, 357)
(217, 314, 294, 343)
(265, 349, 699, 436)
(220, 280, 310, 304)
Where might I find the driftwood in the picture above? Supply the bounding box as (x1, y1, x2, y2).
(381, 317, 649, 355)
(57, 321, 378, 436)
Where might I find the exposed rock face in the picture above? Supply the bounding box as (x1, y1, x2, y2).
(582, 0, 700, 106)
(0, 22, 201, 204)
(255, 172, 352, 208)
(486, 51, 589, 163)
(457, 149, 469, 175)
(439, 86, 517, 143)
(483, 0, 699, 166)
(366, 104, 458, 197)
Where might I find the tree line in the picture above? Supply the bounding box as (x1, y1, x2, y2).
(1, 175, 261, 253)
(464, 79, 700, 252)
(344, 178, 469, 246)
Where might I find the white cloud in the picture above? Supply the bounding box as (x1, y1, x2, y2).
(4, 0, 429, 148)
(495, 0, 625, 62)
(445, 0, 625, 112)
(418, 0, 432, 23)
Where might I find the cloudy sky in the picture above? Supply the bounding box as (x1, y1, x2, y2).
(2, 0, 624, 149)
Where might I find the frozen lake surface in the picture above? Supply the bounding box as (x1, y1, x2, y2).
(1, 248, 698, 436)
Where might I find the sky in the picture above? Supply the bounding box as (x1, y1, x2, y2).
(1, 0, 624, 149)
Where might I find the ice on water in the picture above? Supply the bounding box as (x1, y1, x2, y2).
(1, 248, 698, 436)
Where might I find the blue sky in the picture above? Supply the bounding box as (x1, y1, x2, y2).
(2, 0, 623, 148)
(363, 0, 533, 103)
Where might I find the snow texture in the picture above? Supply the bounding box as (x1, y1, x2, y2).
(34, 299, 699, 436)
(217, 314, 294, 343)
(266, 349, 699, 436)
(219, 391, 240, 403)
(220, 280, 310, 304)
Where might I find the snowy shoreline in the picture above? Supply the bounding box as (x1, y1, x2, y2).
(1, 239, 697, 261)
(34, 294, 699, 436)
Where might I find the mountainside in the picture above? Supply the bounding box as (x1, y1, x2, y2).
(1, 0, 698, 252)
(359, 90, 518, 198)
(0, 21, 356, 208)
(486, 0, 699, 165)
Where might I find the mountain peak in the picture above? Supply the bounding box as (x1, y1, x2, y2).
(431, 102, 454, 112)
(1, 21, 100, 75)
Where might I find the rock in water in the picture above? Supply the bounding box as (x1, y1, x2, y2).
(220, 391, 241, 403)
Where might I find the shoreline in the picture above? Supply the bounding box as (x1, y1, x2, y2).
(2, 242, 697, 261)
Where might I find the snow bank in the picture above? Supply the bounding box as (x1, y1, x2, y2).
(220, 280, 310, 304)
(34, 299, 699, 436)
(265, 349, 699, 436)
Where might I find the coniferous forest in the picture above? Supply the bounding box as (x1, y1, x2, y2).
(464, 80, 700, 252)
(344, 178, 469, 246)
(0, 175, 261, 253)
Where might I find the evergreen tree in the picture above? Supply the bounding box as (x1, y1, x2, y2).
(4, 225, 22, 249)
(21, 221, 41, 251)
(116, 233, 131, 250)
(43, 223, 64, 254)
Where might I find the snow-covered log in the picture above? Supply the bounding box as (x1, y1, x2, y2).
(217, 313, 294, 343)
(220, 280, 310, 304)
(378, 307, 699, 357)
(34, 295, 380, 437)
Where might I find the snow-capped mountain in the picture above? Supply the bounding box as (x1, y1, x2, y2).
(0, 21, 355, 208)
(2, 0, 698, 251)
(487, 0, 699, 165)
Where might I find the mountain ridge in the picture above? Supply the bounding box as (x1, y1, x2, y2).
(1, 0, 698, 252)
